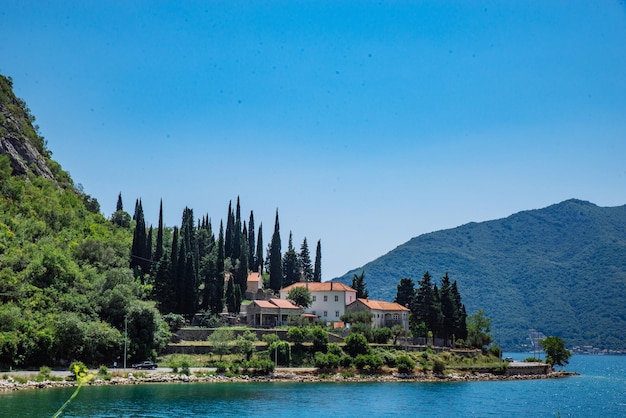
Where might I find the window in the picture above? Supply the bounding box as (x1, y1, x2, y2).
(312, 295, 316, 302)
(312, 311, 316, 316)
(323, 311, 328, 317)
(335, 311, 340, 317)
(393, 314, 399, 320)
(324, 295, 328, 302)
(334, 295, 339, 302)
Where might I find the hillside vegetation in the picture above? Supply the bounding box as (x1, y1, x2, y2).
(335, 199, 626, 351)
(0, 74, 169, 369)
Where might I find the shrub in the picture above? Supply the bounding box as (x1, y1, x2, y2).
(38, 366, 52, 381)
(432, 359, 445, 375)
(214, 361, 228, 373)
(269, 341, 291, 366)
(375, 348, 397, 367)
(349, 323, 373, 342)
(344, 333, 370, 357)
(372, 327, 393, 344)
(488, 345, 502, 358)
(263, 333, 280, 345)
(309, 326, 329, 352)
(244, 359, 274, 375)
(354, 354, 383, 373)
(396, 355, 416, 374)
(180, 360, 191, 376)
(327, 343, 343, 357)
(314, 352, 340, 370)
(287, 327, 306, 345)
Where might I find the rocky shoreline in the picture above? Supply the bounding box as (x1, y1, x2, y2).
(0, 369, 577, 392)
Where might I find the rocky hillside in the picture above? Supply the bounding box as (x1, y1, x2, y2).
(334, 199, 626, 351)
(0, 74, 57, 181)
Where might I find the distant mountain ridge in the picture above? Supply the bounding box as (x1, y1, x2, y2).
(334, 199, 626, 350)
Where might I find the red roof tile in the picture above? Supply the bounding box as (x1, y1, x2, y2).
(355, 298, 410, 311)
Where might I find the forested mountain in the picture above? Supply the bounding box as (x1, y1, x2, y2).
(334, 199, 626, 351)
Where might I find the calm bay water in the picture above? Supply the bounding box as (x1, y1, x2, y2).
(1, 355, 624, 417)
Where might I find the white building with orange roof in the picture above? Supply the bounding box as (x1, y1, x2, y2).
(346, 298, 410, 329)
(280, 282, 357, 323)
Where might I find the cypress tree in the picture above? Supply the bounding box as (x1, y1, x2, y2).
(352, 270, 369, 299)
(300, 237, 313, 282)
(313, 240, 322, 282)
(116, 192, 123, 212)
(256, 223, 264, 272)
(225, 201, 234, 259)
(153, 254, 175, 313)
(248, 211, 256, 271)
(232, 197, 241, 260)
(282, 232, 300, 286)
(130, 199, 147, 278)
(235, 229, 249, 290)
(144, 226, 153, 274)
(154, 200, 164, 268)
(395, 277, 415, 308)
(225, 275, 241, 314)
(413, 271, 437, 338)
(269, 210, 283, 292)
(439, 273, 457, 346)
(207, 221, 225, 315)
(451, 281, 468, 341)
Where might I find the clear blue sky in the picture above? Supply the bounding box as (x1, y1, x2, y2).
(2, 1, 625, 280)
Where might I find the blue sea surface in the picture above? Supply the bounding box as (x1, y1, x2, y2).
(1, 355, 624, 417)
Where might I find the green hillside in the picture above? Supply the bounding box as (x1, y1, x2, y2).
(334, 199, 626, 351)
(0, 74, 169, 369)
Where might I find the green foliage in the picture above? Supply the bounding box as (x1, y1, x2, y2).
(314, 352, 340, 370)
(163, 313, 186, 333)
(341, 310, 373, 325)
(466, 310, 493, 350)
(269, 340, 291, 366)
(309, 326, 329, 352)
(286, 286, 313, 308)
(207, 328, 234, 361)
(351, 270, 368, 298)
(539, 336, 572, 367)
(353, 353, 383, 373)
(235, 330, 257, 361)
(344, 333, 370, 357)
(372, 327, 393, 344)
(287, 327, 306, 345)
(395, 354, 416, 374)
(488, 345, 502, 358)
(432, 359, 445, 375)
(262, 333, 280, 345)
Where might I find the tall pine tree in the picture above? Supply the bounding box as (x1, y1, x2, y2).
(256, 223, 264, 272)
(352, 270, 368, 298)
(299, 237, 313, 282)
(282, 232, 300, 286)
(269, 210, 283, 292)
(313, 240, 322, 282)
(248, 211, 256, 271)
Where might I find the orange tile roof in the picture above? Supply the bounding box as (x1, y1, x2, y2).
(355, 298, 410, 311)
(252, 298, 301, 310)
(281, 281, 356, 293)
(247, 272, 261, 282)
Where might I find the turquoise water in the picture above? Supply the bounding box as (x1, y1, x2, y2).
(1, 355, 624, 417)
